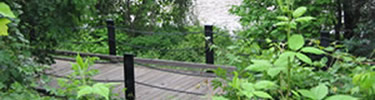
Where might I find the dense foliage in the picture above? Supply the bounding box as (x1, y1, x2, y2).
(230, 0, 336, 41)
(0, 0, 197, 64)
(230, 0, 375, 58)
(0, 2, 54, 99)
(213, 0, 375, 99)
(0, 0, 374, 100)
(341, 0, 375, 57)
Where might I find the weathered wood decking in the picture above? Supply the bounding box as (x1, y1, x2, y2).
(45, 60, 222, 100)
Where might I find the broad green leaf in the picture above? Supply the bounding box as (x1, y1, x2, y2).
(352, 74, 362, 85)
(301, 47, 326, 55)
(325, 95, 358, 100)
(77, 85, 93, 99)
(298, 89, 316, 100)
(295, 16, 315, 22)
(267, 67, 285, 78)
(0, 3, 16, 18)
(288, 34, 304, 50)
(0, 83, 4, 89)
(290, 21, 297, 29)
(253, 91, 272, 99)
(241, 82, 255, 92)
(352, 72, 375, 89)
(246, 64, 269, 72)
(311, 84, 328, 100)
(92, 83, 110, 100)
(254, 80, 277, 90)
(276, 16, 289, 21)
(276, 0, 289, 13)
(274, 60, 287, 69)
(324, 47, 335, 52)
(0, 18, 11, 36)
(275, 21, 288, 26)
(293, 7, 307, 18)
(214, 67, 227, 77)
(296, 53, 312, 64)
(276, 0, 283, 7)
(76, 54, 84, 68)
(212, 96, 229, 100)
(229, 72, 240, 89)
(246, 60, 272, 72)
(292, 90, 301, 97)
(105, 83, 120, 87)
(320, 57, 328, 65)
(274, 51, 296, 70)
(240, 91, 254, 99)
(280, 6, 289, 13)
(279, 51, 296, 61)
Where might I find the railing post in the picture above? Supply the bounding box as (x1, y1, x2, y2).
(320, 31, 333, 69)
(320, 31, 330, 47)
(335, 0, 343, 40)
(124, 54, 135, 100)
(205, 25, 214, 64)
(107, 19, 116, 55)
(29, 29, 36, 45)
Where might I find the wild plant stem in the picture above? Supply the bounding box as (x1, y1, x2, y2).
(78, 65, 86, 85)
(278, 75, 286, 99)
(286, 57, 292, 100)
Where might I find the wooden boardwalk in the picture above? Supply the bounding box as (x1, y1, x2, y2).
(45, 59, 221, 100)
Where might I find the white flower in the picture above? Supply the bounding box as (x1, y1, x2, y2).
(267, 5, 275, 11)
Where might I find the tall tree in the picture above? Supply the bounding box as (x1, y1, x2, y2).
(341, 0, 375, 57)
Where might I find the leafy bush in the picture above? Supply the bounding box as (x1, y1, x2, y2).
(230, 0, 336, 41)
(53, 55, 121, 100)
(212, 1, 372, 99)
(59, 26, 234, 63)
(0, 2, 56, 99)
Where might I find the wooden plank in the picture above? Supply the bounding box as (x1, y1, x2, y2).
(46, 60, 72, 74)
(111, 83, 126, 98)
(136, 84, 167, 100)
(140, 75, 206, 100)
(134, 67, 155, 79)
(150, 73, 209, 99)
(48, 57, 218, 100)
(134, 84, 160, 100)
(112, 82, 155, 99)
(54, 50, 236, 71)
(93, 67, 123, 81)
(178, 78, 216, 99)
(139, 73, 180, 99)
(170, 76, 203, 89)
(151, 76, 198, 100)
(134, 58, 236, 71)
(177, 77, 206, 93)
(92, 65, 118, 77)
(135, 69, 166, 83)
(164, 76, 207, 99)
(133, 70, 206, 100)
(147, 72, 185, 88)
(54, 50, 123, 60)
(45, 65, 65, 74)
(102, 68, 124, 81)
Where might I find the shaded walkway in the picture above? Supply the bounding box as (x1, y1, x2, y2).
(45, 60, 223, 100)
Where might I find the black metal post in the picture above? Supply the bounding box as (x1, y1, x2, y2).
(320, 31, 333, 69)
(205, 25, 214, 64)
(335, 0, 343, 40)
(320, 31, 330, 47)
(107, 19, 116, 55)
(29, 29, 35, 45)
(124, 54, 135, 100)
